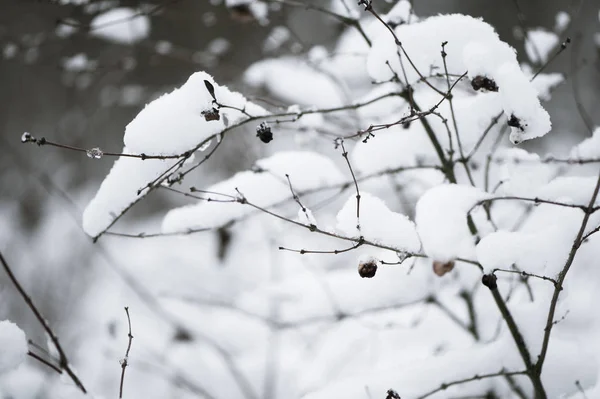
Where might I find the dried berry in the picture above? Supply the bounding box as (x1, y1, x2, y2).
(202, 107, 220, 122)
(433, 260, 455, 277)
(256, 122, 273, 143)
(507, 114, 524, 131)
(386, 389, 401, 399)
(229, 5, 255, 23)
(358, 258, 378, 278)
(471, 75, 498, 92)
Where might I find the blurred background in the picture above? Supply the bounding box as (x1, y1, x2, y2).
(0, 0, 598, 396)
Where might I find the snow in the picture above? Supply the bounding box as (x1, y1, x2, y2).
(162, 151, 345, 233)
(0, 321, 27, 376)
(495, 63, 552, 144)
(416, 184, 491, 262)
(62, 53, 95, 71)
(336, 192, 421, 252)
(125, 71, 266, 155)
(570, 127, 600, 160)
(83, 152, 178, 237)
(244, 58, 346, 107)
(525, 29, 559, 64)
(555, 11, 571, 32)
(83, 72, 268, 237)
(520, 63, 564, 101)
(90, 8, 150, 44)
(367, 13, 552, 145)
(384, 0, 414, 26)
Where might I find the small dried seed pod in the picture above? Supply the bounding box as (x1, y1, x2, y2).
(433, 260, 455, 277)
(358, 255, 378, 278)
(256, 121, 273, 143)
(471, 75, 498, 92)
(202, 107, 221, 122)
(507, 114, 524, 131)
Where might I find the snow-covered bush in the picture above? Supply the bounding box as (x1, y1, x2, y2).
(12, 1, 600, 398)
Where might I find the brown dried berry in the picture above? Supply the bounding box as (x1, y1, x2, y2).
(433, 260, 455, 277)
(507, 114, 524, 131)
(256, 122, 273, 143)
(202, 107, 220, 122)
(229, 5, 255, 23)
(358, 259, 378, 278)
(386, 389, 401, 399)
(471, 75, 498, 92)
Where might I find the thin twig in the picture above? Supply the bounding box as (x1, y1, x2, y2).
(0, 251, 87, 393)
(414, 369, 527, 399)
(119, 307, 134, 398)
(27, 351, 62, 374)
(537, 167, 600, 373)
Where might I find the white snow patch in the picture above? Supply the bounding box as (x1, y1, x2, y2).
(0, 321, 27, 376)
(416, 184, 490, 262)
(336, 192, 421, 252)
(90, 8, 150, 44)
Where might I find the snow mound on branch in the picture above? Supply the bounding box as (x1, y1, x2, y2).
(416, 184, 490, 262)
(336, 192, 421, 252)
(525, 29, 559, 64)
(244, 57, 345, 107)
(125, 71, 267, 155)
(477, 175, 600, 275)
(83, 72, 267, 237)
(90, 8, 150, 44)
(162, 151, 345, 233)
(0, 321, 27, 376)
(570, 127, 600, 160)
(83, 154, 178, 237)
(367, 14, 552, 144)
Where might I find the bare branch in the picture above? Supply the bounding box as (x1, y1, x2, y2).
(0, 251, 87, 393)
(119, 307, 134, 398)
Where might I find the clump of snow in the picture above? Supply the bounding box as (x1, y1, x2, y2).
(62, 53, 95, 71)
(162, 151, 345, 233)
(384, 0, 415, 25)
(0, 321, 27, 376)
(521, 64, 564, 101)
(367, 14, 552, 145)
(263, 26, 290, 53)
(416, 184, 490, 262)
(336, 192, 421, 252)
(570, 127, 600, 160)
(555, 11, 571, 32)
(494, 63, 552, 144)
(244, 58, 345, 107)
(330, 0, 361, 20)
(125, 71, 266, 155)
(525, 29, 559, 64)
(90, 8, 150, 44)
(83, 154, 178, 237)
(83, 72, 268, 237)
